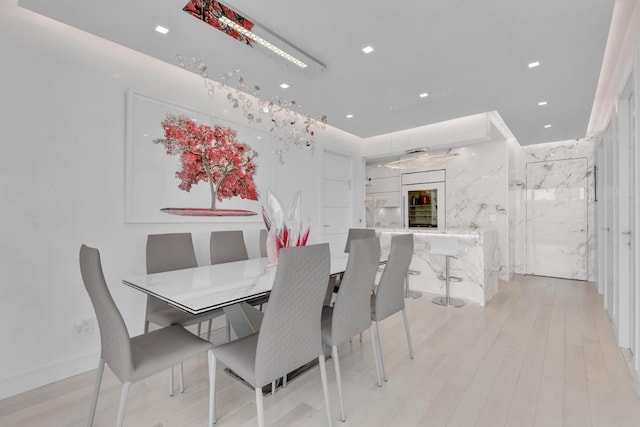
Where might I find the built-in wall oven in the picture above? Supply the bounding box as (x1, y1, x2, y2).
(401, 169, 445, 229)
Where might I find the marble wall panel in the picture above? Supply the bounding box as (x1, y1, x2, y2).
(516, 138, 595, 281)
(445, 141, 509, 280)
(526, 158, 589, 279)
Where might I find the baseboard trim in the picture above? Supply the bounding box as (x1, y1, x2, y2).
(0, 350, 99, 400)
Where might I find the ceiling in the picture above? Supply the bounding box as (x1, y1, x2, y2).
(19, 0, 614, 145)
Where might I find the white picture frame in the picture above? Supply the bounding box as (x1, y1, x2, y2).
(125, 90, 275, 223)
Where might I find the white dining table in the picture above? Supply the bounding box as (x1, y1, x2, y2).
(122, 253, 350, 316)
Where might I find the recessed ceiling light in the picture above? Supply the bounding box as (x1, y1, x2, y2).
(538, 101, 548, 106)
(279, 83, 290, 89)
(419, 92, 429, 98)
(155, 25, 169, 35)
(256, 136, 263, 139)
(346, 114, 354, 118)
(362, 46, 374, 54)
(544, 124, 552, 128)
(377, 164, 382, 167)
(528, 61, 540, 68)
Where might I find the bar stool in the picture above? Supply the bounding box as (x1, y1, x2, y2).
(405, 268, 422, 299)
(429, 235, 465, 307)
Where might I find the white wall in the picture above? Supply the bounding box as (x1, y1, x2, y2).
(364, 113, 492, 160)
(584, 0, 640, 394)
(0, 2, 363, 399)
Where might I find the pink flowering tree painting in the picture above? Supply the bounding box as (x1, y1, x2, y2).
(154, 114, 259, 216)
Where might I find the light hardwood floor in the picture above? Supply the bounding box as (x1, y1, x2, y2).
(2, 275, 640, 426)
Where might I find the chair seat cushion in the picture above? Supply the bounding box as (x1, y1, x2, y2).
(212, 333, 259, 387)
(147, 305, 224, 328)
(130, 325, 212, 382)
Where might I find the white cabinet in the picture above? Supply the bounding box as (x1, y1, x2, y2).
(367, 176, 400, 193)
(366, 191, 401, 207)
(401, 169, 446, 185)
(366, 166, 400, 207)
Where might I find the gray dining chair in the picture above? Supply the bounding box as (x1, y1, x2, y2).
(210, 230, 249, 264)
(211, 230, 268, 319)
(372, 233, 415, 382)
(322, 237, 382, 422)
(344, 228, 376, 253)
(259, 229, 268, 258)
(211, 244, 334, 427)
(330, 228, 377, 298)
(332, 227, 377, 307)
(146, 233, 222, 340)
(145, 233, 224, 395)
(79, 245, 215, 427)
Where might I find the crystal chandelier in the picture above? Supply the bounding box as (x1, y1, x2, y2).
(177, 55, 327, 164)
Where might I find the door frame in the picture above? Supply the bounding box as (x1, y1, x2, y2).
(524, 158, 589, 280)
(616, 81, 632, 349)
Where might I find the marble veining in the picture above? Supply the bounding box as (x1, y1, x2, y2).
(514, 139, 594, 280)
(444, 142, 509, 279)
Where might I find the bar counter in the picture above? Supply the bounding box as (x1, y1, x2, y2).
(376, 229, 500, 306)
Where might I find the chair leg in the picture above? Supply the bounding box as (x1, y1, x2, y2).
(169, 365, 174, 396)
(144, 320, 150, 334)
(318, 354, 333, 427)
(369, 328, 382, 387)
(255, 387, 265, 427)
(272, 380, 277, 396)
(197, 322, 202, 338)
(283, 375, 287, 388)
(375, 320, 388, 382)
(206, 319, 213, 342)
(116, 382, 130, 427)
(331, 345, 346, 422)
(225, 319, 231, 343)
(179, 362, 185, 393)
(402, 308, 414, 359)
(87, 359, 105, 427)
(209, 350, 216, 427)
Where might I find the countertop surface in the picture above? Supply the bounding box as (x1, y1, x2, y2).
(375, 228, 495, 236)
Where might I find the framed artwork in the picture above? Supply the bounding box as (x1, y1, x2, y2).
(125, 90, 275, 223)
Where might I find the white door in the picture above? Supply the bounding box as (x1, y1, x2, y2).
(627, 90, 636, 352)
(595, 144, 605, 296)
(322, 151, 352, 253)
(526, 159, 588, 279)
(604, 119, 617, 319)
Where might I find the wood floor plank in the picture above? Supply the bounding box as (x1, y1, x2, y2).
(503, 279, 555, 427)
(475, 278, 547, 427)
(2, 276, 640, 427)
(533, 278, 566, 427)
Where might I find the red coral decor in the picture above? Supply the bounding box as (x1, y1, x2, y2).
(154, 114, 259, 216)
(183, 0, 254, 45)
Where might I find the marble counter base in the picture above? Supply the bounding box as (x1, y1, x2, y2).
(377, 229, 500, 306)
